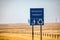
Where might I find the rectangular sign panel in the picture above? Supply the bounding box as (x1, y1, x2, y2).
(30, 8, 44, 25)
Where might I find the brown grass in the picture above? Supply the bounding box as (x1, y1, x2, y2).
(0, 23, 60, 40)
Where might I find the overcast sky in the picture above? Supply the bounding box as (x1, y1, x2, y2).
(0, 0, 60, 24)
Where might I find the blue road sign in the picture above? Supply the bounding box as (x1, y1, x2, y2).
(30, 8, 44, 25)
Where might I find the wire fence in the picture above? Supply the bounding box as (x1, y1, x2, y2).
(0, 28, 60, 39)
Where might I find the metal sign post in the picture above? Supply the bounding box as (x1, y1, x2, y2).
(32, 24, 34, 40)
(40, 24, 42, 40)
(32, 20, 35, 40)
(38, 19, 43, 40)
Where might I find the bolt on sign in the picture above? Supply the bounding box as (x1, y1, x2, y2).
(30, 8, 44, 25)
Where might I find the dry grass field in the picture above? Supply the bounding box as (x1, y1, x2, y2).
(0, 23, 60, 40)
